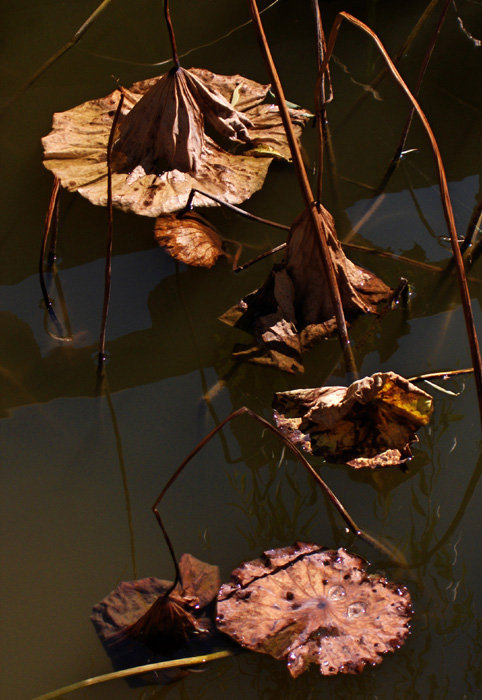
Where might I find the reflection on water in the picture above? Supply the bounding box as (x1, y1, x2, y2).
(1, 0, 482, 698)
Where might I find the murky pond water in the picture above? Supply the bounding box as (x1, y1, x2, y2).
(1, 1, 482, 698)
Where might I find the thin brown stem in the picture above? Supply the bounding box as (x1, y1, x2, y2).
(39, 178, 65, 338)
(231, 232, 482, 283)
(234, 243, 286, 272)
(376, 0, 451, 194)
(152, 407, 403, 576)
(461, 191, 482, 254)
(183, 188, 290, 231)
(408, 368, 473, 383)
(333, 0, 441, 135)
(98, 93, 124, 373)
(247, 0, 356, 377)
(319, 11, 482, 430)
(164, 0, 180, 69)
(47, 191, 61, 267)
(39, 177, 61, 311)
(312, 0, 332, 203)
(0, 0, 114, 115)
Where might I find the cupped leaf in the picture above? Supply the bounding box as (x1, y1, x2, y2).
(216, 543, 412, 677)
(273, 371, 434, 466)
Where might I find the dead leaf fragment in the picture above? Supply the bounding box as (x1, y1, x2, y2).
(42, 69, 310, 216)
(154, 212, 226, 267)
(273, 371, 433, 466)
(216, 543, 412, 677)
(221, 205, 391, 372)
(91, 553, 227, 686)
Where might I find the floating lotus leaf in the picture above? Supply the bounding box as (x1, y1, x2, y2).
(91, 553, 226, 686)
(154, 211, 227, 268)
(220, 205, 391, 373)
(273, 371, 433, 467)
(216, 543, 412, 677)
(42, 68, 311, 216)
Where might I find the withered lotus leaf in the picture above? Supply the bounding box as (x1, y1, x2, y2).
(154, 211, 226, 268)
(216, 543, 412, 677)
(113, 67, 252, 174)
(42, 69, 311, 216)
(91, 553, 226, 685)
(220, 205, 391, 373)
(273, 371, 433, 467)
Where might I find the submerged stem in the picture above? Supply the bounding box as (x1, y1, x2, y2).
(312, 0, 332, 203)
(98, 93, 124, 372)
(0, 0, 114, 114)
(333, 0, 441, 134)
(39, 177, 61, 312)
(461, 191, 482, 254)
(39, 177, 65, 338)
(376, 0, 451, 195)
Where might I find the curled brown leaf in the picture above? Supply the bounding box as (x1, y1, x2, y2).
(91, 554, 227, 685)
(221, 206, 391, 372)
(154, 212, 227, 268)
(273, 371, 434, 466)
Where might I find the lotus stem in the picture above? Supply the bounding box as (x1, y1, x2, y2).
(247, 0, 356, 377)
(376, 0, 451, 195)
(0, 0, 114, 115)
(408, 368, 473, 383)
(31, 650, 234, 700)
(152, 407, 403, 571)
(318, 11, 482, 431)
(164, 0, 181, 69)
(312, 0, 332, 203)
(98, 93, 124, 372)
(461, 192, 482, 254)
(39, 177, 65, 338)
(39, 177, 61, 312)
(333, 0, 441, 134)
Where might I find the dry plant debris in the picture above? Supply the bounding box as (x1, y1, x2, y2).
(273, 371, 433, 467)
(220, 205, 391, 372)
(154, 211, 227, 268)
(91, 553, 228, 685)
(216, 542, 412, 677)
(42, 68, 310, 217)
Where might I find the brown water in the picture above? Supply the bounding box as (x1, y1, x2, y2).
(1, 1, 482, 698)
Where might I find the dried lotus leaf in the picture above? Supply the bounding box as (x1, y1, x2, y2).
(221, 206, 391, 372)
(216, 543, 412, 677)
(91, 554, 225, 685)
(42, 68, 310, 216)
(154, 212, 226, 268)
(273, 371, 433, 466)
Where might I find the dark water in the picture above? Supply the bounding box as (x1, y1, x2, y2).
(1, 1, 482, 698)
